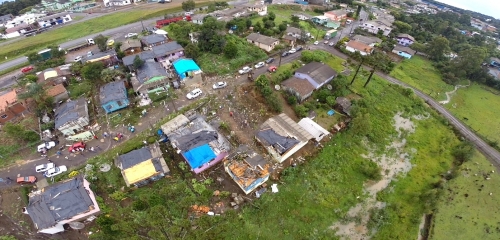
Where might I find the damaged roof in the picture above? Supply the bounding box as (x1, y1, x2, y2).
(225, 145, 270, 194)
(257, 113, 313, 154)
(99, 81, 127, 104)
(136, 61, 167, 84)
(141, 34, 167, 45)
(54, 98, 88, 129)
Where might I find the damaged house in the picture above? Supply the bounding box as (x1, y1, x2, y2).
(224, 145, 270, 195)
(162, 114, 231, 174)
(256, 113, 313, 163)
(54, 98, 92, 141)
(24, 176, 100, 234)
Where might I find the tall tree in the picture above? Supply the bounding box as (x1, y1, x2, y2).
(223, 41, 238, 58)
(81, 62, 105, 81)
(133, 55, 145, 70)
(182, 0, 195, 11)
(17, 82, 53, 116)
(94, 34, 109, 52)
(426, 36, 451, 61)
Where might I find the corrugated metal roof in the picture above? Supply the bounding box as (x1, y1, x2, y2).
(99, 81, 127, 104)
(54, 98, 88, 129)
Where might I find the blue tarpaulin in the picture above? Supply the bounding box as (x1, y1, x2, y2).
(172, 58, 201, 79)
(327, 110, 335, 116)
(182, 144, 216, 169)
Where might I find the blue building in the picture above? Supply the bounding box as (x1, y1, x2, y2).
(392, 45, 417, 59)
(172, 58, 201, 80)
(99, 81, 130, 114)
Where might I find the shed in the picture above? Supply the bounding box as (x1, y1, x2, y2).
(172, 58, 201, 80)
(297, 118, 330, 142)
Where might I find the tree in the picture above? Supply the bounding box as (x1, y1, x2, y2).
(223, 41, 238, 58)
(356, 5, 362, 19)
(3, 123, 39, 142)
(82, 62, 104, 81)
(133, 55, 145, 69)
(17, 82, 53, 116)
(184, 43, 200, 59)
(26, 51, 42, 63)
(268, 12, 276, 21)
(426, 36, 451, 61)
(182, 0, 195, 12)
(197, 17, 225, 54)
(101, 68, 124, 83)
(278, 22, 287, 32)
(17, 74, 38, 87)
(291, 15, 299, 23)
(0, 27, 6, 34)
(410, 42, 426, 55)
(94, 34, 109, 52)
(393, 21, 412, 33)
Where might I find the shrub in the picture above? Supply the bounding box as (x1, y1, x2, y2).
(286, 94, 298, 106)
(132, 199, 149, 211)
(20, 186, 30, 204)
(294, 105, 309, 118)
(359, 160, 382, 181)
(110, 190, 127, 201)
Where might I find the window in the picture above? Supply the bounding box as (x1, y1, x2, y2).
(1, 114, 8, 119)
(117, 101, 122, 106)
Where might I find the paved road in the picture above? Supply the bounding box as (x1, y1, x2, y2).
(312, 44, 500, 169)
(331, 9, 368, 44)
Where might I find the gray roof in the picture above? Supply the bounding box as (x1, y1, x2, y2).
(295, 62, 337, 85)
(38, 12, 70, 22)
(141, 34, 167, 45)
(286, 26, 302, 35)
(99, 81, 127, 104)
(83, 49, 117, 63)
(117, 147, 153, 169)
(54, 98, 88, 129)
(137, 61, 167, 84)
(258, 113, 313, 146)
(0, 14, 14, 23)
(26, 176, 95, 230)
(327, 9, 348, 16)
(123, 51, 155, 66)
(393, 45, 416, 55)
(120, 39, 141, 52)
(397, 33, 415, 41)
(152, 41, 183, 57)
(246, 33, 279, 46)
(352, 35, 382, 45)
(229, 145, 266, 168)
(192, 14, 207, 21)
(336, 97, 351, 115)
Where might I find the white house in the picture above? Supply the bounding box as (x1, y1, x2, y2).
(4, 13, 46, 28)
(191, 14, 207, 25)
(361, 20, 392, 36)
(246, 33, 279, 52)
(245, 3, 267, 16)
(256, 113, 313, 163)
(37, 12, 72, 28)
(104, 0, 132, 7)
(346, 40, 373, 55)
(297, 118, 330, 142)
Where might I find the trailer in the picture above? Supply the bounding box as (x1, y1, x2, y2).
(155, 15, 191, 28)
(66, 38, 95, 53)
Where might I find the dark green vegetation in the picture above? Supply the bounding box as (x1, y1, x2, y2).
(0, 0, 40, 16)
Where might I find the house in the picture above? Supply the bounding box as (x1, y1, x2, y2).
(311, 16, 329, 25)
(246, 33, 279, 52)
(352, 35, 382, 47)
(37, 12, 72, 28)
(335, 97, 352, 115)
(104, 0, 132, 7)
(282, 77, 315, 102)
(160, 114, 190, 136)
(192, 14, 207, 25)
(0, 90, 28, 124)
(36, 64, 72, 86)
(115, 142, 170, 187)
(292, 13, 313, 20)
(141, 34, 167, 48)
(224, 145, 270, 195)
(99, 81, 129, 114)
(325, 20, 341, 29)
(40, 0, 75, 11)
(256, 113, 313, 163)
(361, 20, 392, 36)
(245, 3, 267, 16)
(46, 84, 69, 103)
(4, 23, 32, 38)
(166, 115, 231, 174)
(83, 50, 118, 66)
(120, 39, 142, 56)
(392, 45, 416, 59)
(122, 51, 156, 70)
(294, 62, 338, 89)
(345, 40, 373, 55)
(0, 14, 14, 26)
(152, 41, 184, 64)
(4, 13, 46, 28)
(133, 61, 169, 93)
(24, 176, 100, 234)
(396, 33, 415, 46)
(297, 118, 330, 142)
(54, 98, 90, 136)
(324, 9, 348, 21)
(172, 58, 202, 80)
(282, 35, 297, 45)
(286, 26, 302, 38)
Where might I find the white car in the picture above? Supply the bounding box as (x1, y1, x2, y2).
(328, 42, 335, 46)
(238, 66, 252, 75)
(44, 165, 68, 178)
(125, 33, 138, 38)
(186, 88, 203, 100)
(314, 41, 319, 45)
(74, 56, 82, 62)
(35, 163, 55, 173)
(37, 141, 56, 152)
(288, 48, 297, 54)
(212, 82, 227, 89)
(254, 62, 265, 69)
(324, 40, 329, 44)
(87, 51, 93, 57)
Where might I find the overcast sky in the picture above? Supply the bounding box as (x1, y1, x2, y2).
(437, 0, 500, 19)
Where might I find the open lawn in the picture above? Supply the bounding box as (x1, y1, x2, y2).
(431, 150, 500, 240)
(445, 83, 500, 144)
(0, 2, 211, 62)
(390, 56, 453, 101)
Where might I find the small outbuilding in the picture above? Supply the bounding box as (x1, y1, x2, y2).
(297, 118, 330, 142)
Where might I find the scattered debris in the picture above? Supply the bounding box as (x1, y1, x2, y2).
(271, 184, 279, 193)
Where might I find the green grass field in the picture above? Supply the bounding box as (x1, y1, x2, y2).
(431, 150, 500, 240)
(390, 56, 453, 101)
(445, 83, 500, 144)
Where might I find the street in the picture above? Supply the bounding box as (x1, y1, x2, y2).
(331, 9, 368, 44)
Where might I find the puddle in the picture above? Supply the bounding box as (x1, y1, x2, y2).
(330, 112, 416, 239)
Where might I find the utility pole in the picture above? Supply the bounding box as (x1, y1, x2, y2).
(350, 58, 364, 85)
(141, 18, 145, 33)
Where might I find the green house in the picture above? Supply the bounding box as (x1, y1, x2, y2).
(324, 21, 340, 29)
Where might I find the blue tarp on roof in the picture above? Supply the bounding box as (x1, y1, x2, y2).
(172, 58, 200, 79)
(182, 144, 216, 169)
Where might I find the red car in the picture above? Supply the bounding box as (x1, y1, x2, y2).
(17, 176, 37, 184)
(68, 142, 86, 152)
(268, 66, 277, 72)
(21, 66, 34, 73)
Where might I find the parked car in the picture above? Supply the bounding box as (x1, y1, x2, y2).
(125, 33, 138, 38)
(17, 176, 37, 184)
(281, 51, 290, 57)
(324, 40, 329, 44)
(107, 39, 115, 46)
(314, 41, 319, 45)
(68, 142, 86, 153)
(328, 42, 335, 47)
(288, 48, 297, 54)
(21, 66, 34, 73)
(186, 88, 203, 99)
(35, 163, 56, 173)
(254, 62, 265, 69)
(268, 66, 277, 72)
(74, 56, 82, 62)
(212, 82, 227, 89)
(37, 141, 56, 152)
(265, 57, 274, 64)
(44, 165, 68, 178)
(87, 51, 93, 57)
(238, 66, 252, 75)
(296, 46, 303, 51)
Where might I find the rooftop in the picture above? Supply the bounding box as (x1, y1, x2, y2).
(120, 39, 141, 52)
(0, 90, 18, 112)
(352, 35, 382, 45)
(99, 81, 127, 104)
(46, 84, 67, 97)
(397, 33, 415, 41)
(257, 113, 313, 154)
(123, 51, 155, 66)
(84, 49, 117, 63)
(152, 41, 183, 57)
(336, 97, 352, 115)
(160, 114, 190, 136)
(282, 77, 315, 97)
(225, 145, 270, 194)
(295, 62, 337, 85)
(136, 61, 167, 84)
(54, 98, 88, 129)
(286, 26, 301, 35)
(141, 34, 167, 45)
(246, 33, 279, 46)
(326, 9, 348, 16)
(393, 45, 417, 55)
(346, 40, 373, 52)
